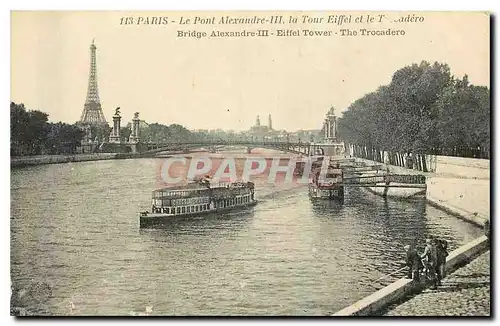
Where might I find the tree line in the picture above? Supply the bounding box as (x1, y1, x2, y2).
(138, 124, 318, 143)
(11, 101, 261, 156)
(137, 122, 199, 143)
(11, 102, 85, 156)
(10, 102, 200, 156)
(337, 61, 490, 171)
(11, 102, 225, 156)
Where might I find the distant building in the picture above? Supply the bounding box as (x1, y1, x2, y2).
(249, 114, 276, 139)
(287, 129, 322, 142)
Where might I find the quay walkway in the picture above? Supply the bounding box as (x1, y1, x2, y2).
(426, 175, 489, 225)
(383, 251, 490, 316)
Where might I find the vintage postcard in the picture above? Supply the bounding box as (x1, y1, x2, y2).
(10, 11, 490, 317)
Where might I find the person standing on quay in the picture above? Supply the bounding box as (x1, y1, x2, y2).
(420, 238, 438, 290)
(404, 244, 422, 282)
(435, 239, 449, 286)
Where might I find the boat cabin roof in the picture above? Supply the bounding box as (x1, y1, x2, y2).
(312, 167, 343, 175)
(153, 181, 253, 195)
(155, 182, 209, 193)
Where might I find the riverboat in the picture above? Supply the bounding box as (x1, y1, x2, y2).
(139, 180, 257, 227)
(308, 163, 345, 201)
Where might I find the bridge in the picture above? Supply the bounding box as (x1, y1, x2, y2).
(141, 139, 321, 156)
(84, 110, 344, 157)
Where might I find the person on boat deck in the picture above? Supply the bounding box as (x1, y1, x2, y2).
(200, 174, 211, 187)
(404, 244, 422, 282)
(420, 238, 439, 289)
(435, 239, 449, 285)
(313, 170, 320, 185)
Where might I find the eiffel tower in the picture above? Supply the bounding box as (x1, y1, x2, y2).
(79, 40, 107, 125)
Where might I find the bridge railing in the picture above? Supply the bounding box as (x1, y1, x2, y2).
(144, 139, 312, 146)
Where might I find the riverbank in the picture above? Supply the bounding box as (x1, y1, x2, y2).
(333, 235, 489, 316)
(10, 153, 156, 168)
(353, 157, 490, 227)
(383, 250, 490, 316)
(332, 156, 490, 316)
(11, 153, 118, 168)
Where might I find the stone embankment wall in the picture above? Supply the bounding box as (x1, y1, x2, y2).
(11, 153, 119, 168)
(10, 152, 160, 168)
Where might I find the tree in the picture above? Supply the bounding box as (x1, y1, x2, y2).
(120, 127, 132, 142)
(140, 123, 170, 142)
(46, 122, 85, 154)
(11, 103, 30, 155)
(89, 124, 112, 143)
(10, 102, 49, 155)
(385, 61, 452, 156)
(169, 124, 194, 142)
(435, 77, 490, 157)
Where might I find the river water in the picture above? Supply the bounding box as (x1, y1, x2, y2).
(10, 151, 482, 316)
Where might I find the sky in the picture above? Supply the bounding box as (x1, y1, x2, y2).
(10, 11, 490, 132)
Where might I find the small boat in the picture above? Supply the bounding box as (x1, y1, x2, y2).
(139, 179, 257, 227)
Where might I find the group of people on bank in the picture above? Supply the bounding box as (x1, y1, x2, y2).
(404, 237, 449, 290)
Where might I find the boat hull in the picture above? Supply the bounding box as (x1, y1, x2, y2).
(308, 185, 344, 201)
(349, 170, 427, 199)
(364, 183, 427, 199)
(139, 200, 258, 228)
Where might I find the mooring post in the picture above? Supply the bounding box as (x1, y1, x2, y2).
(383, 180, 390, 197)
(383, 167, 390, 197)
